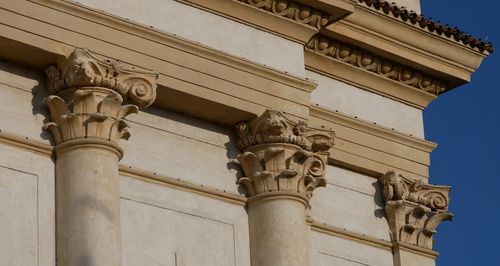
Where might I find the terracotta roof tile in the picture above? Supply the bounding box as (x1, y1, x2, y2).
(358, 0, 493, 53)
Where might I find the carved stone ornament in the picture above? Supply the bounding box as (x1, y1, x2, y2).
(45, 48, 158, 108)
(307, 35, 448, 95)
(43, 48, 159, 147)
(238, 0, 331, 29)
(44, 88, 138, 146)
(235, 110, 334, 200)
(381, 171, 453, 249)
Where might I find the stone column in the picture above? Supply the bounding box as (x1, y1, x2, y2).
(43, 48, 158, 266)
(235, 110, 334, 266)
(381, 171, 453, 266)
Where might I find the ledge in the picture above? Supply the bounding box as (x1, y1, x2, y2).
(310, 105, 436, 179)
(0, 0, 316, 125)
(322, 3, 488, 92)
(304, 47, 437, 109)
(178, 0, 354, 44)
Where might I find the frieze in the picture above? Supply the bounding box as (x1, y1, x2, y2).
(238, 0, 332, 29)
(307, 35, 448, 95)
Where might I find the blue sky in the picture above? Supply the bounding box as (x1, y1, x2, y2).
(421, 1, 499, 265)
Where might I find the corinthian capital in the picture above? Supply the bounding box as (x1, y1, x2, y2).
(235, 110, 334, 200)
(45, 48, 158, 108)
(43, 48, 159, 152)
(381, 171, 453, 249)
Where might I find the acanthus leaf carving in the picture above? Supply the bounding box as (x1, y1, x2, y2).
(235, 109, 334, 200)
(381, 171, 453, 250)
(43, 89, 138, 146)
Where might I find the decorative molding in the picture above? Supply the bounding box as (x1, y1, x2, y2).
(0, 0, 316, 124)
(43, 48, 159, 148)
(0, 130, 52, 156)
(46, 48, 158, 108)
(310, 105, 434, 180)
(237, 0, 332, 29)
(119, 165, 247, 206)
(44, 88, 138, 147)
(235, 109, 334, 200)
(307, 35, 447, 95)
(356, 0, 493, 53)
(308, 217, 393, 250)
(381, 171, 452, 250)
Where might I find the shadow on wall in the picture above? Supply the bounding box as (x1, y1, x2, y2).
(372, 180, 386, 219)
(0, 61, 53, 144)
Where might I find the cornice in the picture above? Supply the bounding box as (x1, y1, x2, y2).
(238, 0, 332, 29)
(356, 0, 493, 53)
(323, 2, 490, 92)
(306, 34, 446, 97)
(0, 0, 317, 125)
(307, 34, 447, 95)
(178, 0, 355, 43)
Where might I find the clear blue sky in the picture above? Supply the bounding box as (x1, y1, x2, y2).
(421, 1, 499, 265)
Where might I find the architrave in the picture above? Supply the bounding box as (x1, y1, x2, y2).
(310, 105, 435, 179)
(178, 0, 355, 44)
(0, 0, 316, 125)
(322, 4, 488, 89)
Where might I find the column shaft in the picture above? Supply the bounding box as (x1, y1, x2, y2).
(56, 143, 122, 266)
(248, 195, 311, 266)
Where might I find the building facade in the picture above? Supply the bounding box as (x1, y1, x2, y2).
(0, 0, 491, 266)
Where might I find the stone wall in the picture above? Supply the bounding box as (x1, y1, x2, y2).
(0, 62, 55, 266)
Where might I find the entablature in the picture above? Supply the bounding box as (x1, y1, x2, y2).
(321, 1, 489, 96)
(0, 0, 316, 125)
(178, 0, 355, 44)
(310, 105, 436, 180)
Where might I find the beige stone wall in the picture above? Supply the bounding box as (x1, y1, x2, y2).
(311, 231, 393, 266)
(122, 108, 241, 194)
(120, 175, 250, 266)
(0, 62, 55, 266)
(0, 61, 50, 143)
(306, 70, 425, 137)
(76, 0, 306, 76)
(310, 166, 391, 241)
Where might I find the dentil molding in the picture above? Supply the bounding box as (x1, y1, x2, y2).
(235, 110, 335, 200)
(381, 171, 452, 250)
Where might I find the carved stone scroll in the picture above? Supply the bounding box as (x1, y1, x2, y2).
(44, 48, 159, 149)
(45, 48, 158, 108)
(381, 171, 453, 249)
(235, 109, 334, 200)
